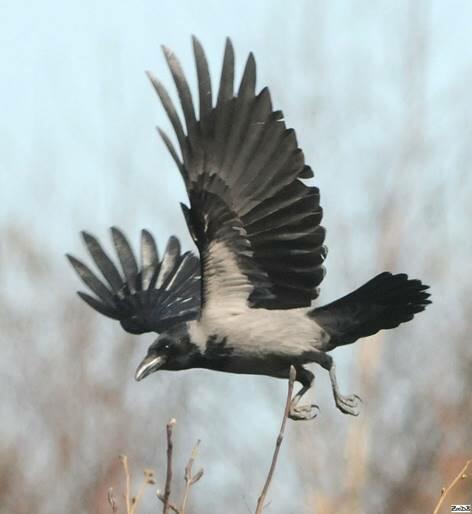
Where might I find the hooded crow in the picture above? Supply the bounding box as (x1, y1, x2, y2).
(68, 37, 431, 419)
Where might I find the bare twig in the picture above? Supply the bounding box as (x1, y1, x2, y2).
(180, 440, 204, 513)
(107, 487, 118, 513)
(432, 459, 471, 514)
(109, 421, 205, 514)
(130, 469, 156, 514)
(255, 365, 297, 514)
(157, 491, 180, 513)
(119, 455, 131, 514)
(116, 456, 156, 514)
(163, 418, 177, 514)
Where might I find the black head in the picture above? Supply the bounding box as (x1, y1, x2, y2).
(134, 324, 200, 381)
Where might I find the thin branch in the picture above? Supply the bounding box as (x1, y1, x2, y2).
(180, 440, 204, 514)
(255, 365, 296, 514)
(163, 418, 176, 514)
(157, 491, 180, 513)
(130, 469, 156, 514)
(432, 459, 471, 514)
(107, 487, 118, 514)
(119, 455, 131, 514)
(111, 421, 205, 514)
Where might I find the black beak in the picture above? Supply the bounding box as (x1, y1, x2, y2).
(135, 354, 167, 381)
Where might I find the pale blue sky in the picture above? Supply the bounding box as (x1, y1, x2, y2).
(1, 0, 471, 263)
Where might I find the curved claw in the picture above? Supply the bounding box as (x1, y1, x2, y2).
(289, 403, 320, 421)
(336, 394, 362, 416)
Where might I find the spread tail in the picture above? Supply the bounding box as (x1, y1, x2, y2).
(310, 272, 431, 349)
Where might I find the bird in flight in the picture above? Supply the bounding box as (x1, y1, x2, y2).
(68, 37, 431, 420)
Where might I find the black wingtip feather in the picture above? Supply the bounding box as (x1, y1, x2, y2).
(300, 165, 314, 179)
(110, 227, 139, 293)
(147, 72, 189, 163)
(238, 52, 256, 98)
(140, 229, 159, 287)
(166, 235, 181, 254)
(192, 35, 213, 120)
(217, 38, 235, 104)
(67, 254, 116, 307)
(157, 127, 186, 178)
(80, 230, 124, 293)
(162, 45, 197, 129)
(77, 291, 120, 320)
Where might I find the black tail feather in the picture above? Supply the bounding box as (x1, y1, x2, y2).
(310, 272, 431, 348)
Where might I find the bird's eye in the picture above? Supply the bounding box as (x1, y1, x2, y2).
(161, 341, 171, 351)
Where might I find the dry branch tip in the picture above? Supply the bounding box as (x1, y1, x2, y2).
(432, 459, 472, 514)
(255, 365, 296, 514)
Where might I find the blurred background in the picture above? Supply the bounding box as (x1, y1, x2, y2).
(1, 1, 471, 512)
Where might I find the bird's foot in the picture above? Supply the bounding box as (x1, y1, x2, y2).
(289, 403, 319, 421)
(335, 392, 362, 416)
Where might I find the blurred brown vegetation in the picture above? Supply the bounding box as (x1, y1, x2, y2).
(1, 1, 471, 513)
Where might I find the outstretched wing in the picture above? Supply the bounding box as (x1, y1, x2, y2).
(149, 37, 326, 312)
(67, 228, 201, 334)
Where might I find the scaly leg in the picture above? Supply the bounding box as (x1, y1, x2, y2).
(289, 366, 319, 421)
(318, 352, 361, 416)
